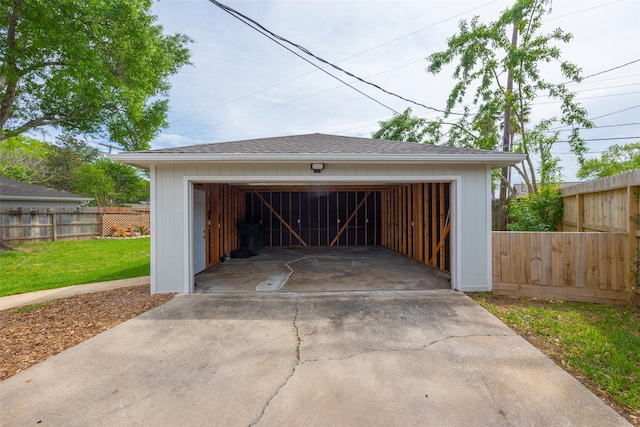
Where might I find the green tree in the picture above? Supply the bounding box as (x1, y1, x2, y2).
(73, 162, 116, 207)
(72, 158, 149, 206)
(0, 0, 191, 150)
(577, 142, 640, 180)
(425, 0, 592, 228)
(0, 135, 148, 205)
(46, 135, 101, 191)
(94, 158, 149, 204)
(372, 107, 430, 143)
(0, 134, 51, 183)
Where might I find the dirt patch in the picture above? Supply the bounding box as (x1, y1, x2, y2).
(0, 285, 173, 381)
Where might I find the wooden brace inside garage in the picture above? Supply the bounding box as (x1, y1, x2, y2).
(200, 183, 451, 274)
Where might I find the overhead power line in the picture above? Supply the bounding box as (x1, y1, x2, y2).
(208, 0, 459, 115)
(544, 0, 623, 22)
(566, 136, 640, 142)
(172, 0, 498, 124)
(209, 1, 398, 114)
(589, 104, 640, 121)
(579, 58, 640, 82)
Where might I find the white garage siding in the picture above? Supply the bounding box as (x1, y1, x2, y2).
(149, 162, 493, 294)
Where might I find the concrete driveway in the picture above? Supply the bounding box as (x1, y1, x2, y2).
(0, 291, 630, 426)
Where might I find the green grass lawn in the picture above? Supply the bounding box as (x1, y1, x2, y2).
(470, 293, 640, 422)
(0, 238, 150, 296)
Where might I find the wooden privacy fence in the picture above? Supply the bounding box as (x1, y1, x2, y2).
(0, 207, 150, 244)
(492, 232, 628, 305)
(493, 170, 640, 306)
(561, 170, 639, 305)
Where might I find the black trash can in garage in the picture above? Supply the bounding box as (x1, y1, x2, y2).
(237, 222, 262, 253)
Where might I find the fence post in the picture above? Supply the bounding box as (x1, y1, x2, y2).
(576, 193, 584, 232)
(98, 208, 103, 237)
(52, 213, 57, 242)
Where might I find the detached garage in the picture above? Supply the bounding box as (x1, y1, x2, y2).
(111, 133, 524, 294)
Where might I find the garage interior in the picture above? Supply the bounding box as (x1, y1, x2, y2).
(194, 182, 452, 293)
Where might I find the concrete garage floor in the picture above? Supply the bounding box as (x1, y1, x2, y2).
(0, 292, 629, 426)
(195, 246, 451, 293)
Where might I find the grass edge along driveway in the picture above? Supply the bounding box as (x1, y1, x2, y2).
(470, 292, 639, 426)
(0, 238, 150, 297)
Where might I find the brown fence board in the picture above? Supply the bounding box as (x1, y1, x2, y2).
(493, 232, 628, 305)
(562, 233, 574, 288)
(529, 232, 542, 285)
(574, 233, 587, 288)
(494, 282, 628, 305)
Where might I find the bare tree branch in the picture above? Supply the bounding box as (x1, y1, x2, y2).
(0, 105, 96, 140)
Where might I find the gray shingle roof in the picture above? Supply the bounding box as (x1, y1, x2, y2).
(136, 133, 515, 156)
(0, 177, 90, 200)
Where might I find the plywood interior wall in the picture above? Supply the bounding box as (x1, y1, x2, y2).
(381, 183, 450, 273)
(201, 183, 450, 275)
(245, 189, 381, 247)
(205, 183, 245, 266)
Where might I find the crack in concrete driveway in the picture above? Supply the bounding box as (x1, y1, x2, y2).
(0, 292, 631, 427)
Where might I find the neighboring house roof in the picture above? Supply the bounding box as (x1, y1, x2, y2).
(0, 177, 92, 203)
(111, 133, 525, 169)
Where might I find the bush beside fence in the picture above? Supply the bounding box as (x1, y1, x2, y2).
(493, 170, 639, 306)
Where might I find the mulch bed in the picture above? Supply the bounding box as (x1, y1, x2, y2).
(0, 285, 174, 380)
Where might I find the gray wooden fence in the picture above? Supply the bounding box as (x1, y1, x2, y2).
(0, 207, 150, 244)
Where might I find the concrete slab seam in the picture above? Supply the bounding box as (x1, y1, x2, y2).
(250, 297, 302, 426)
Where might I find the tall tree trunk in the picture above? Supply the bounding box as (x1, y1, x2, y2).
(496, 24, 518, 230)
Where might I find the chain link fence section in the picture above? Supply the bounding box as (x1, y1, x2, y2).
(100, 207, 150, 236)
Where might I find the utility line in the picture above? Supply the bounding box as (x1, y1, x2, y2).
(565, 73, 640, 87)
(578, 58, 640, 82)
(183, 2, 638, 137)
(556, 136, 640, 142)
(537, 82, 640, 97)
(210, 1, 398, 114)
(544, 0, 622, 22)
(208, 0, 459, 115)
(545, 122, 640, 133)
(172, 0, 498, 124)
(531, 90, 640, 106)
(554, 58, 640, 87)
(588, 104, 640, 121)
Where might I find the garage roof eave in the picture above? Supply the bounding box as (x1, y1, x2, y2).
(109, 152, 526, 169)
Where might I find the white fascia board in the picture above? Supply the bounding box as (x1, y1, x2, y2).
(109, 152, 526, 169)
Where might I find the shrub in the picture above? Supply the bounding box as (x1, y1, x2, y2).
(111, 225, 136, 237)
(132, 224, 150, 235)
(507, 186, 563, 231)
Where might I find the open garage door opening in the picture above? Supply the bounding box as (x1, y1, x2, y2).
(193, 182, 452, 293)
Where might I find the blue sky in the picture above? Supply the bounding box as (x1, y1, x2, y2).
(142, 0, 640, 181)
